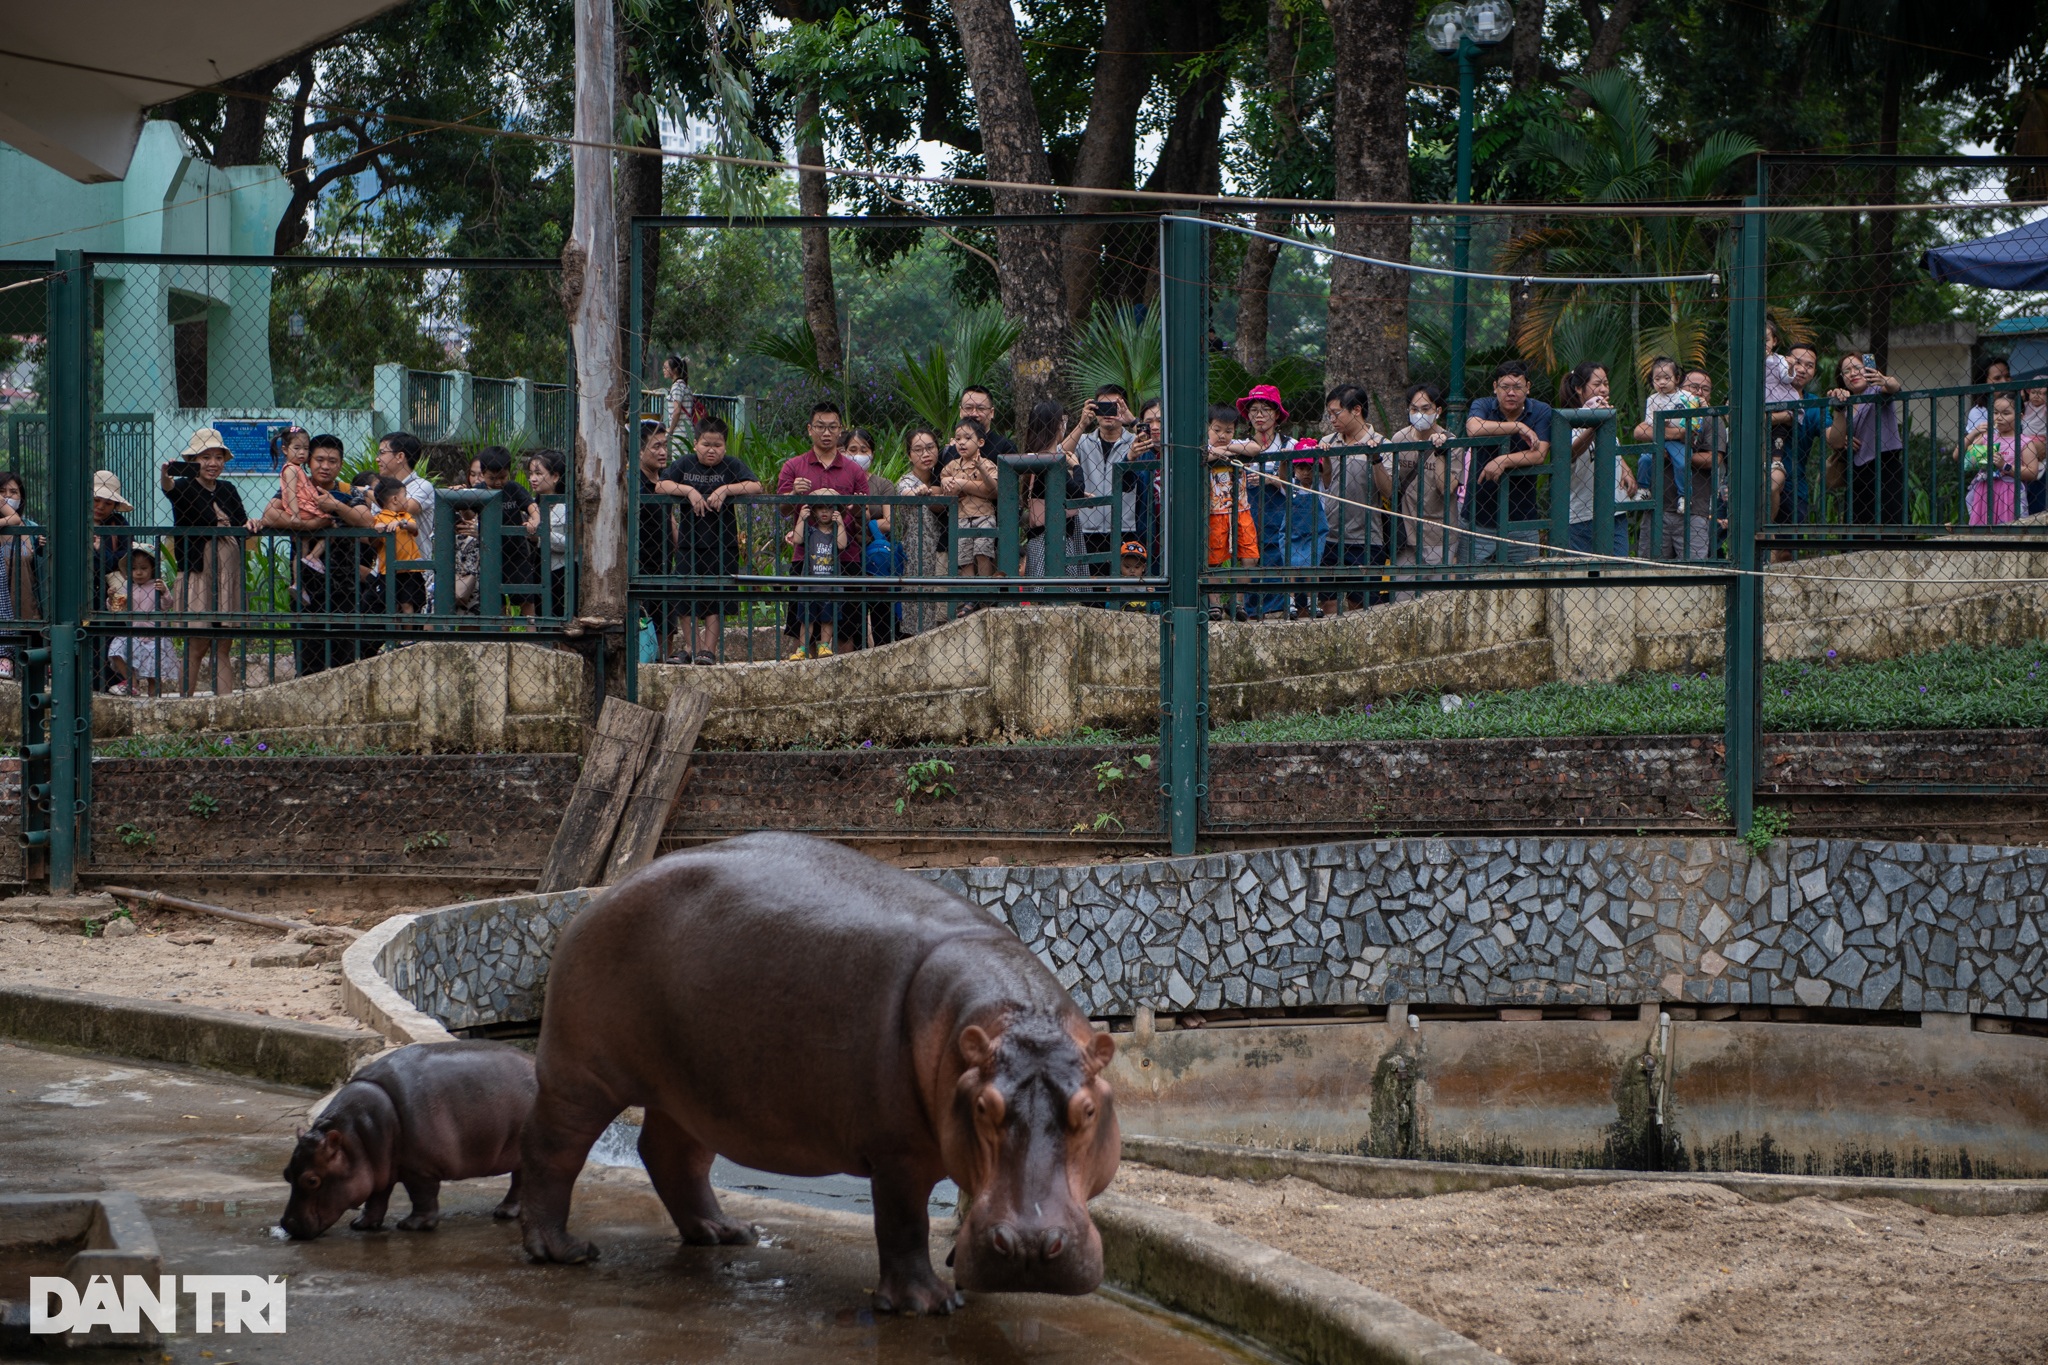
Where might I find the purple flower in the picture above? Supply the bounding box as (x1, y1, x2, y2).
(1918, 687, 1927, 694)
(1825, 649, 1837, 660)
(257, 742, 269, 752)
(860, 740, 873, 749)
(1671, 681, 1683, 692)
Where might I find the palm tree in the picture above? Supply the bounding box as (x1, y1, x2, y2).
(1496, 71, 1765, 413)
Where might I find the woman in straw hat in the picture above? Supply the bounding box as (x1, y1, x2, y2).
(161, 429, 263, 697)
(91, 470, 135, 690)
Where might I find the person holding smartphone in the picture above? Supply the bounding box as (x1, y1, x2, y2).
(1067, 385, 1133, 578)
(1824, 352, 1905, 525)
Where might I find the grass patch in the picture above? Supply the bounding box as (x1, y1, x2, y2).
(94, 733, 394, 759)
(1208, 640, 2048, 744)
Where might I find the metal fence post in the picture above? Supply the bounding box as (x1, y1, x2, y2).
(1160, 217, 1209, 856)
(45, 250, 92, 891)
(1723, 204, 1766, 836)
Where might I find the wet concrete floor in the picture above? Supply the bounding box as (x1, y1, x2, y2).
(0, 1043, 1265, 1364)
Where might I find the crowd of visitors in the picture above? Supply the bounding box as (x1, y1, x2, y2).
(5, 335, 2040, 686)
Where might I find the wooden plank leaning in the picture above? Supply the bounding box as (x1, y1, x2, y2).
(601, 688, 712, 885)
(537, 695, 665, 892)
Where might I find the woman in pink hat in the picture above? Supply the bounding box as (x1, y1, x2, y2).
(1220, 384, 1295, 618)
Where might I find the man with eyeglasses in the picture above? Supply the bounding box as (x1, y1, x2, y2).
(1462, 359, 1553, 564)
(935, 385, 1016, 475)
(776, 400, 873, 650)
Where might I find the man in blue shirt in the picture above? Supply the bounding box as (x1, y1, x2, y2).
(1462, 359, 1553, 564)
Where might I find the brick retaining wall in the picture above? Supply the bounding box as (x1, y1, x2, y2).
(0, 732, 2032, 886)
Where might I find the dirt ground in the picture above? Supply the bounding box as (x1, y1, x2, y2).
(0, 898, 411, 1031)
(1116, 1164, 2048, 1365)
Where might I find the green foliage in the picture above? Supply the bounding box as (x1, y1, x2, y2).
(116, 823, 155, 849)
(1090, 753, 1152, 793)
(1498, 71, 1785, 414)
(1744, 806, 1791, 855)
(1072, 812, 1125, 835)
(893, 306, 1020, 434)
(81, 907, 132, 938)
(1065, 305, 1162, 412)
(404, 830, 451, 855)
(893, 757, 958, 814)
(750, 323, 835, 389)
(1207, 353, 1325, 429)
(188, 793, 220, 819)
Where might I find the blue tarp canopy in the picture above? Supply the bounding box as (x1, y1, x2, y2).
(1922, 215, 2048, 290)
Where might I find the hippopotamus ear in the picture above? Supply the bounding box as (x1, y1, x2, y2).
(958, 1024, 994, 1071)
(1084, 1029, 1116, 1077)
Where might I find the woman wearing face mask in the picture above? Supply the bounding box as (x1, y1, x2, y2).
(0, 468, 39, 679)
(1385, 385, 1455, 593)
(162, 428, 265, 697)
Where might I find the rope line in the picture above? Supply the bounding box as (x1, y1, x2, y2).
(1214, 450, 2048, 588)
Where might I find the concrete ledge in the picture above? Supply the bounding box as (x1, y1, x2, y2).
(0, 1191, 163, 1347)
(1094, 1191, 1501, 1365)
(0, 983, 380, 1089)
(1125, 1134, 2048, 1218)
(340, 913, 457, 1046)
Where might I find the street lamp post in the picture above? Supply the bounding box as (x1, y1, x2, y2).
(1425, 1, 1515, 426)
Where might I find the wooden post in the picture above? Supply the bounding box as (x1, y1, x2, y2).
(538, 697, 665, 893)
(567, 0, 628, 666)
(601, 688, 712, 883)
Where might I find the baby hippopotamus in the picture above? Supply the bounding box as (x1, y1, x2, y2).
(279, 1040, 536, 1240)
(520, 832, 1121, 1315)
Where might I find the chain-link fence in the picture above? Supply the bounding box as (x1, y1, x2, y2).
(1747, 157, 2048, 827)
(11, 252, 586, 882)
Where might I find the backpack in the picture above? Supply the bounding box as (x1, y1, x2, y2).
(864, 519, 905, 577)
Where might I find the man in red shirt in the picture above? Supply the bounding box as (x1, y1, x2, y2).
(776, 400, 871, 647)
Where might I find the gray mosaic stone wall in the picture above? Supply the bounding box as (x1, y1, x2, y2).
(374, 838, 2048, 1030)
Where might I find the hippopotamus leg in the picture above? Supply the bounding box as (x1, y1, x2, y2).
(492, 1170, 522, 1221)
(350, 1184, 393, 1233)
(519, 1086, 618, 1264)
(638, 1110, 756, 1247)
(869, 1159, 962, 1316)
(395, 1177, 442, 1231)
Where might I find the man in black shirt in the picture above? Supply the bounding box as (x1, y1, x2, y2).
(667, 416, 761, 662)
(478, 446, 538, 614)
(933, 385, 1017, 475)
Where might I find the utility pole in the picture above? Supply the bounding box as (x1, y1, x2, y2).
(568, 0, 628, 674)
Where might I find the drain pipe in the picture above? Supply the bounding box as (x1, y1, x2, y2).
(1654, 1010, 1672, 1144)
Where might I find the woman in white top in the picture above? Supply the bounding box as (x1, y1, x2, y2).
(522, 449, 570, 617)
(663, 354, 697, 440)
(1558, 361, 1636, 557)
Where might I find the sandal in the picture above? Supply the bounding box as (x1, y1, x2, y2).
(692, 652, 717, 666)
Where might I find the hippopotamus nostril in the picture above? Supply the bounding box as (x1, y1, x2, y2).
(1040, 1228, 1066, 1261)
(988, 1223, 1020, 1259)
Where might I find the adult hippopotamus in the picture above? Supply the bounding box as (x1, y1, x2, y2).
(280, 1040, 535, 1239)
(520, 832, 1120, 1314)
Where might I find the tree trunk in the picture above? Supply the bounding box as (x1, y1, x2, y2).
(950, 0, 1069, 412)
(616, 42, 663, 396)
(1140, 0, 1228, 198)
(568, 0, 628, 643)
(1060, 0, 1150, 324)
(212, 55, 299, 166)
(796, 92, 844, 376)
(1234, 0, 1300, 377)
(1568, 0, 1640, 106)
(1868, 57, 1902, 374)
(1509, 0, 1546, 92)
(1327, 0, 1412, 409)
